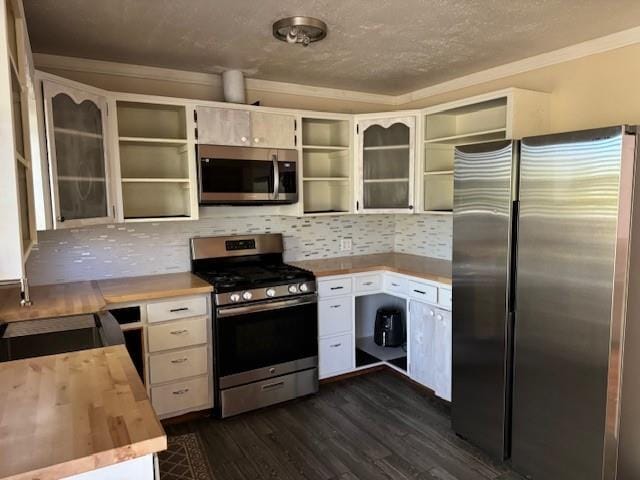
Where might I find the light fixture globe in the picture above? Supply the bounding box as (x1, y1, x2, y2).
(273, 16, 327, 47)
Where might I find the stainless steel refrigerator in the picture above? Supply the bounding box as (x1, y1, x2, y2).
(452, 126, 640, 480)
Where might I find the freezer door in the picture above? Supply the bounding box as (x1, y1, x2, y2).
(512, 127, 627, 480)
(452, 140, 517, 461)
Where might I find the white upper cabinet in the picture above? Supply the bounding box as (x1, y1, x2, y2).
(195, 106, 296, 149)
(0, 0, 36, 286)
(195, 106, 250, 146)
(42, 79, 114, 228)
(356, 115, 416, 213)
(250, 111, 296, 149)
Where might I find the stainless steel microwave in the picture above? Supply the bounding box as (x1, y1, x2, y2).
(198, 145, 298, 205)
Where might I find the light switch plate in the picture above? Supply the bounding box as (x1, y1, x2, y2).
(340, 238, 352, 251)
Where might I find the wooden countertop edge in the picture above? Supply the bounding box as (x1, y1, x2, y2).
(2, 436, 167, 480)
(99, 285, 213, 305)
(313, 265, 452, 285)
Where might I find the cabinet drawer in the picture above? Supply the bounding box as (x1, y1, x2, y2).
(355, 274, 382, 293)
(384, 274, 408, 295)
(318, 297, 352, 337)
(149, 346, 208, 385)
(147, 316, 207, 353)
(318, 277, 353, 298)
(147, 296, 207, 324)
(438, 287, 452, 310)
(407, 280, 438, 303)
(151, 376, 209, 417)
(319, 334, 353, 378)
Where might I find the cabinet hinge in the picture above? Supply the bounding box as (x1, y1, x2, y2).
(195, 128, 198, 140)
(356, 124, 359, 134)
(194, 110, 198, 122)
(356, 200, 360, 211)
(294, 119, 297, 131)
(294, 134, 297, 147)
(112, 205, 116, 218)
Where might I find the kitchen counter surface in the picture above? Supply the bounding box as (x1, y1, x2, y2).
(290, 252, 452, 285)
(98, 272, 213, 304)
(0, 281, 106, 323)
(0, 272, 212, 322)
(0, 345, 166, 480)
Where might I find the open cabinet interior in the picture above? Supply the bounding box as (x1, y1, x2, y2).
(355, 293, 408, 371)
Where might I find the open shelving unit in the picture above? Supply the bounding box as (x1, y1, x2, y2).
(301, 117, 352, 215)
(422, 97, 509, 213)
(116, 101, 195, 220)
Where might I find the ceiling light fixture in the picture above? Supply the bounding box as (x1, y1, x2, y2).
(272, 16, 327, 47)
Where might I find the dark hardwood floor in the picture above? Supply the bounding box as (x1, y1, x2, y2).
(166, 370, 521, 480)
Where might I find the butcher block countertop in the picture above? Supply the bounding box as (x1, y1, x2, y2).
(0, 345, 166, 480)
(0, 272, 212, 322)
(290, 252, 452, 285)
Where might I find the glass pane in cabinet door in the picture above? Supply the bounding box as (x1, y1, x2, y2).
(5, 0, 18, 64)
(10, 70, 24, 157)
(363, 123, 409, 148)
(364, 181, 409, 209)
(51, 94, 108, 220)
(363, 149, 410, 180)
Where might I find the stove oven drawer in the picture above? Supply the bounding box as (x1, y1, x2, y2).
(147, 296, 207, 324)
(147, 316, 207, 353)
(149, 346, 208, 384)
(151, 376, 210, 416)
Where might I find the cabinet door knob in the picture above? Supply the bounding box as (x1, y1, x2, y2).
(253, 137, 260, 143)
(241, 136, 248, 142)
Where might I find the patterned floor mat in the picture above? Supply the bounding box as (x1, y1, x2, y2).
(158, 432, 213, 480)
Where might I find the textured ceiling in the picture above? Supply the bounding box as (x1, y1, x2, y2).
(23, 0, 640, 95)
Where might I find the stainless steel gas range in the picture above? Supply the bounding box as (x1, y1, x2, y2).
(190, 233, 318, 417)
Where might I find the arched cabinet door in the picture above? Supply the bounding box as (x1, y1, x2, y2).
(43, 80, 114, 228)
(356, 116, 415, 213)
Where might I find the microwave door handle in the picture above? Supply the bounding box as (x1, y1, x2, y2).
(272, 153, 280, 199)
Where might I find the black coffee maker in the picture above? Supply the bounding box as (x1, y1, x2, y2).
(374, 307, 405, 347)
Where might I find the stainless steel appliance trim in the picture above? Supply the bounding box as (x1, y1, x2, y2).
(603, 129, 637, 480)
(198, 145, 297, 162)
(220, 367, 318, 417)
(215, 281, 317, 306)
(191, 233, 284, 260)
(219, 356, 318, 389)
(199, 192, 274, 202)
(216, 294, 317, 318)
(272, 151, 280, 200)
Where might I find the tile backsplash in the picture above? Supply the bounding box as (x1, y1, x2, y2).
(26, 214, 453, 285)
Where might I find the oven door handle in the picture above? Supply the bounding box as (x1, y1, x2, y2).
(217, 294, 317, 318)
(272, 152, 280, 200)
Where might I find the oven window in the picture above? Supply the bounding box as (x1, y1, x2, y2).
(216, 301, 317, 377)
(278, 161, 297, 195)
(201, 158, 273, 193)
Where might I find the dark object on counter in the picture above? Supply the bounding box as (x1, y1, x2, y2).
(0, 311, 124, 362)
(374, 307, 404, 347)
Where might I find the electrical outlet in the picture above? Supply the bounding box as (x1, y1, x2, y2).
(341, 238, 352, 251)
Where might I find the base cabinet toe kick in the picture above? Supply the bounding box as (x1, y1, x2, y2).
(317, 271, 452, 401)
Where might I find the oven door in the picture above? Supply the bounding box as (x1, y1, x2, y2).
(198, 145, 298, 204)
(215, 294, 318, 389)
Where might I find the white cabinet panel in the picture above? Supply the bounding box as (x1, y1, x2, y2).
(384, 274, 408, 295)
(318, 296, 352, 337)
(318, 277, 352, 297)
(151, 375, 209, 416)
(147, 316, 207, 352)
(149, 346, 208, 385)
(250, 111, 296, 149)
(319, 333, 353, 378)
(146, 295, 207, 324)
(407, 280, 438, 303)
(438, 287, 452, 310)
(434, 308, 452, 401)
(195, 106, 250, 146)
(408, 300, 437, 390)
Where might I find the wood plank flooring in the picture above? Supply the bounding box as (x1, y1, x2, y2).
(166, 370, 521, 480)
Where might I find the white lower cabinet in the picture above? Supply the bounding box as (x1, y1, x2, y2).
(149, 345, 208, 384)
(319, 333, 353, 378)
(318, 296, 352, 337)
(151, 376, 210, 417)
(408, 299, 451, 401)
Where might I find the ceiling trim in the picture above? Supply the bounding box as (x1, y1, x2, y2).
(33, 25, 640, 107)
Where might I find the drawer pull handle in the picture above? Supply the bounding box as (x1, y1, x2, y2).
(330, 304, 341, 309)
(330, 286, 344, 291)
(262, 381, 285, 391)
(170, 329, 189, 335)
(172, 388, 190, 395)
(330, 343, 342, 348)
(170, 357, 188, 364)
(169, 307, 189, 313)
(363, 282, 374, 286)
(391, 283, 400, 287)
(414, 289, 426, 295)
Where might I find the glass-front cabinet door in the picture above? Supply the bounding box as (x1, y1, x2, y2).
(43, 80, 113, 228)
(357, 116, 415, 213)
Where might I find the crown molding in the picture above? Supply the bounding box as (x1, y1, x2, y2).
(34, 25, 640, 108)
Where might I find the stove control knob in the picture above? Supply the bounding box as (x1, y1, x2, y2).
(229, 293, 241, 303)
(288, 284, 298, 294)
(299, 283, 309, 293)
(242, 291, 253, 301)
(266, 288, 276, 298)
